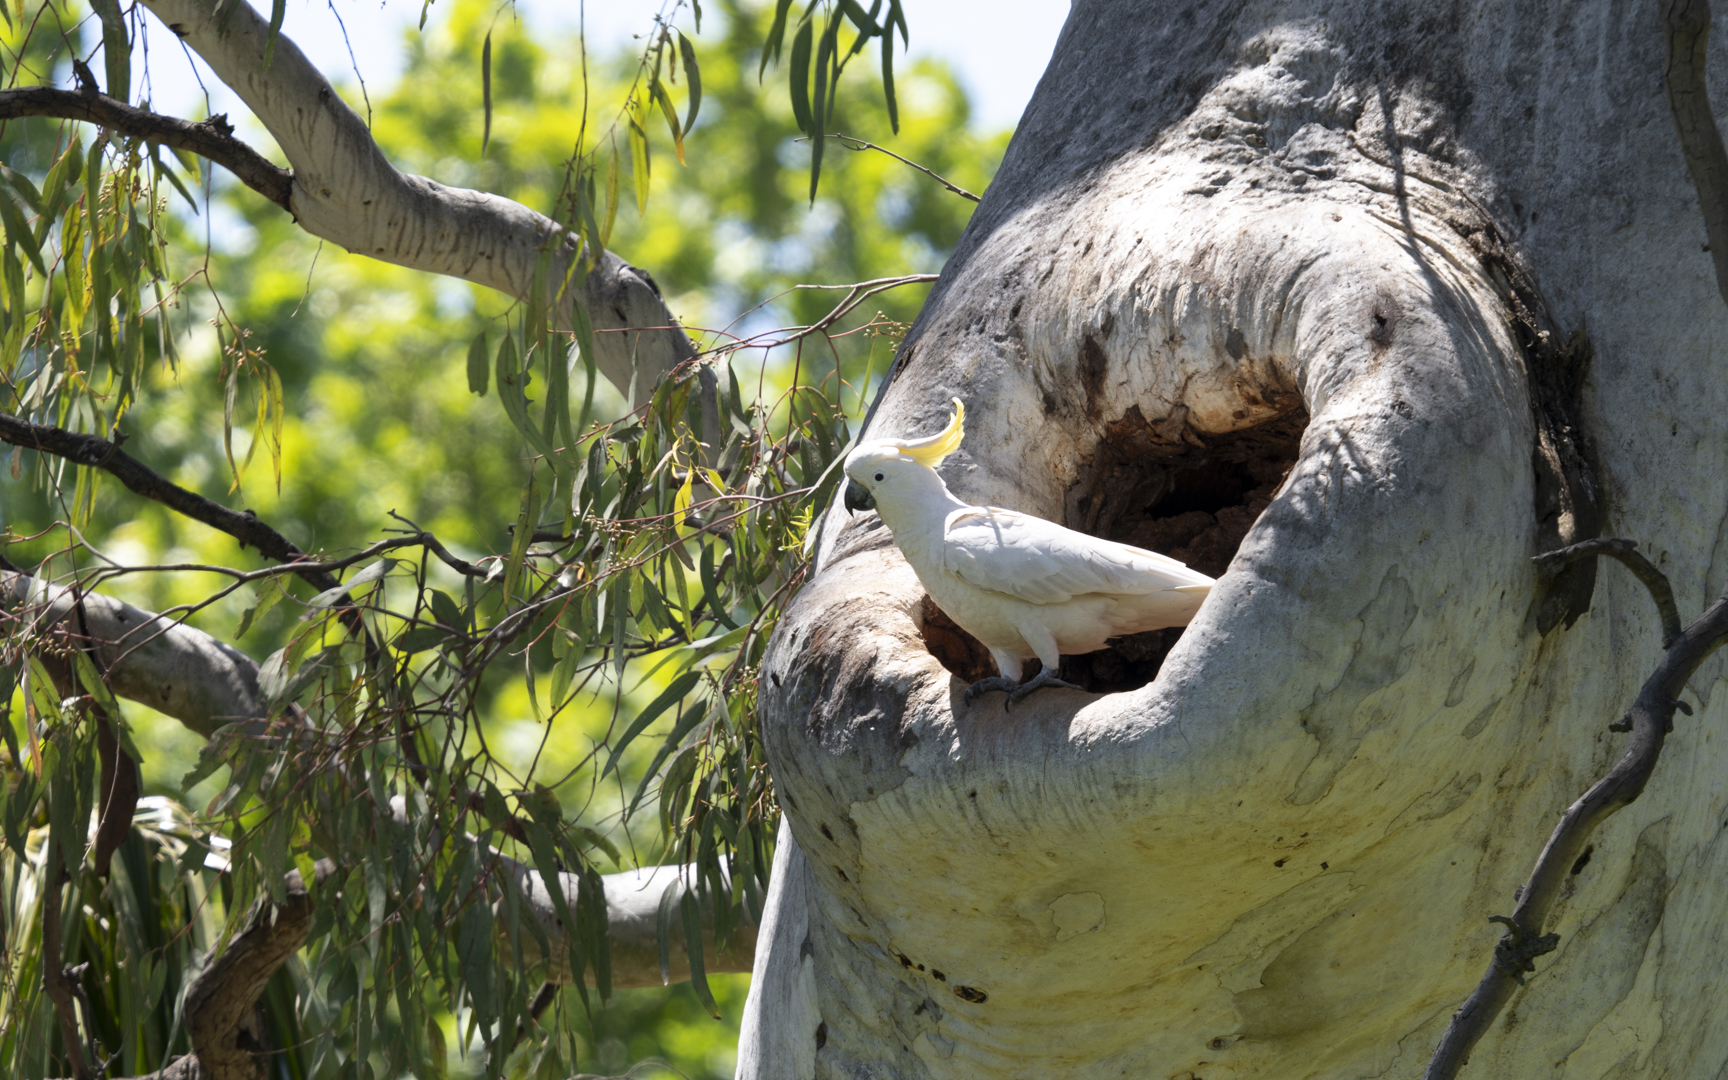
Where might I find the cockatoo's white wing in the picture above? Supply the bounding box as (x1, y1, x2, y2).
(940, 506, 1212, 605)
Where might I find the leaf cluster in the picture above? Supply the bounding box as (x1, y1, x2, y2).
(0, 1, 1005, 1075)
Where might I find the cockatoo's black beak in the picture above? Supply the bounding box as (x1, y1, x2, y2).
(844, 479, 876, 514)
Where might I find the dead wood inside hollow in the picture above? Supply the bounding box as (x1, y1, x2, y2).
(917, 405, 1309, 693)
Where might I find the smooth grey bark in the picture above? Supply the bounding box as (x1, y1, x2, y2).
(742, 1, 1728, 1078)
(4, 571, 264, 738)
(139, 0, 694, 404)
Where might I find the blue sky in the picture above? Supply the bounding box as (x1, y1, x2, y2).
(133, 0, 1069, 135)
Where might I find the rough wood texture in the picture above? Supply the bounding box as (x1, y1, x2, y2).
(743, 1, 1728, 1076)
(182, 868, 320, 1080)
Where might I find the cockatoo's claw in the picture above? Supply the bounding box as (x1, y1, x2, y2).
(1003, 669, 1087, 710)
(963, 676, 1020, 705)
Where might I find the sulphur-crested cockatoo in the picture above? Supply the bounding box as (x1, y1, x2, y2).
(842, 399, 1214, 706)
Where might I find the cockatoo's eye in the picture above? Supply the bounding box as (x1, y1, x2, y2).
(874, 473, 884, 482)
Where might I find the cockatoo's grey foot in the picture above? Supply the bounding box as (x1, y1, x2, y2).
(963, 676, 1022, 705)
(1003, 668, 1086, 710)
(964, 669, 1088, 708)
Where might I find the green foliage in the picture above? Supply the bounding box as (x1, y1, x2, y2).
(0, 1, 1007, 1076)
(758, 0, 910, 199)
(0, 796, 233, 1077)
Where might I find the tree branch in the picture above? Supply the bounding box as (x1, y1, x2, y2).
(1534, 538, 1681, 646)
(5, 572, 758, 990)
(0, 86, 291, 211)
(182, 862, 327, 1080)
(1663, 0, 1728, 307)
(3, 571, 265, 738)
(49, 863, 334, 1080)
(510, 860, 758, 990)
(138, 0, 695, 403)
(1423, 549, 1728, 1078)
(0, 410, 340, 594)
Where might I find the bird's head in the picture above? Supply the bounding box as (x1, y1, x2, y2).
(843, 398, 966, 514)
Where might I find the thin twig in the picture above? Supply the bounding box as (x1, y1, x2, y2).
(698, 276, 937, 358)
(508, 981, 562, 1051)
(0, 413, 419, 713)
(1424, 548, 1728, 1078)
(388, 511, 486, 577)
(79, 532, 484, 590)
(798, 132, 981, 201)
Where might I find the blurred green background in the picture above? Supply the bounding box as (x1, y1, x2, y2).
(0, 1, 1008, 1075)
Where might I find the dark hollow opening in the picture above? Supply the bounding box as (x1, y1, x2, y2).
(918, 404, 1309, 695)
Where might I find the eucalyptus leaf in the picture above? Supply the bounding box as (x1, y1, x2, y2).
(308, 559, 396, 609)
(603, 669, 700, 779)
(467, 332, 489, 395)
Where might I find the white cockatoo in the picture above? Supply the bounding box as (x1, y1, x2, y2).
(842, 398, 1214, 705)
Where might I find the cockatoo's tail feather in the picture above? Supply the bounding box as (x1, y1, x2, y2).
(894, 398, 965, 469)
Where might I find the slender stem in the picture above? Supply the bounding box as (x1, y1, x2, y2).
(803, 132, 981, 202)
(40, 857, 92, 1080)
(0, 410, 339, 594)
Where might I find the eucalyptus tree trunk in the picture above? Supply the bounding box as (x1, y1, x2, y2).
(740, 1, 1728, 1077)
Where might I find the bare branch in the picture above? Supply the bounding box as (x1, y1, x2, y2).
(0, 86, 291, 211)
(706, 275, 937, 355)
(1534, 537, 1682, 646)
(182, 863, 327, 1080)
(1424, 557, 1728, 1078)
(0, 410, 340, 594)
(1664, 0, 1728, 307)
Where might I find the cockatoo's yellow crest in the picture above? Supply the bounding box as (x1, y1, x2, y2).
(896, 398, 965, 468)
